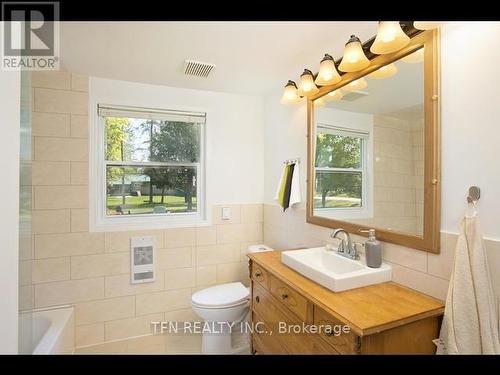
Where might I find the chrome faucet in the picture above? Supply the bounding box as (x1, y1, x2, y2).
(330, 228, 360, 260)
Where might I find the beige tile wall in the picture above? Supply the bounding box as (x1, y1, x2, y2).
(30, 71, 262, 348)
(353, 112, 423, 235)
(263, 203, 500, 303)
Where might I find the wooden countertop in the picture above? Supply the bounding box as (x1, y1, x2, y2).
(248, 251, 445, 336)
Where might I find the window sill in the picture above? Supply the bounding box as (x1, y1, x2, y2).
(90, 213, 210, 232)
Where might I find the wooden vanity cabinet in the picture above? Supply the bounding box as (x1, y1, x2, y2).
(249, 252, 444, 355)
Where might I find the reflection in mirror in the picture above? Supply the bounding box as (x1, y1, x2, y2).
(313, 48, 424, 236)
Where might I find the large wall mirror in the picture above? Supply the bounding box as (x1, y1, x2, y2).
(307, 30, 440, 253)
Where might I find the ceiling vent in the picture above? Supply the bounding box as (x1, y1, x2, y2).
(341, 90, 369, 102)
(183, 60, 215, 78)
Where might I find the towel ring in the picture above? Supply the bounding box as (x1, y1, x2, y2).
(465, 186, 480, 218)
(467, 186, 480, 204)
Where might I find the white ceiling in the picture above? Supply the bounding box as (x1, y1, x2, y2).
(60, 21, 378, 95)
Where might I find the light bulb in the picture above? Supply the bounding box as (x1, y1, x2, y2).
(338, 35, 370, 73)
(280, 80, 300, 104)
(297, 69, 319, 97)
(325, 89, 343, 101)
(367, 63, 398, 79)
(343, 77, 368, 91)
(315, 54, 341, 86)
(370, 22, 410, 55)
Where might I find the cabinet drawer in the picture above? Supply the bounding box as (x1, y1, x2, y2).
(252, 312, 287, 354)
(252, 284, 336, 355)
(269, 275, 311, 322)
(251, 263, 270, 289)
(281, 325, 339, 355)
(314, 306, 359, 354)
(252, 282, 284, 325)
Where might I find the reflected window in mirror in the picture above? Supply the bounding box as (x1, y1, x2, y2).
(314, 124, 372, 220)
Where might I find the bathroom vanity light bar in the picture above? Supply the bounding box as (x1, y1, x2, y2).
(280, 21, 435, 105)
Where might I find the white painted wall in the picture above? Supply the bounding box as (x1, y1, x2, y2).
(440, 22, 500, 240)
(90, 77, 265, 209)
(264, 94, 307, 207)
(264, 22, 500, 240)
(0, 69, 20, 353)
(316, 107, 373, 128)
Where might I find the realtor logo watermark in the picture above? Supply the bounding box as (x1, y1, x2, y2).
(151, 320, 351, 337)
(1, 1, 59, 70)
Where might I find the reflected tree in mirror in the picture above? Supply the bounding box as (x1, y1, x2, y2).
(315, 133, 361, 168)
(315, 132, 362, 208)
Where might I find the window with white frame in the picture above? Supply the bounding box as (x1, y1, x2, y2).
(314, 124, 370, 214)
(93, 104, 206, 230)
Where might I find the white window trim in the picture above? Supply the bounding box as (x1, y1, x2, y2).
(314, 123, 374, 220)
(89, 103, 209, 232)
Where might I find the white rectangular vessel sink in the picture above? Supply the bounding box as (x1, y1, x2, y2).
(281, 247, 392, 292)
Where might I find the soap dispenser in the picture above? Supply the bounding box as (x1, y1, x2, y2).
(361, 229, 382, 268)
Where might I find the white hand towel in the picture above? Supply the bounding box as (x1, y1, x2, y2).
(289, 163, 301, 207)
(437, 215, 500, 354)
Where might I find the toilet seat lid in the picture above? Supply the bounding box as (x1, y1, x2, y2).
(191, 282, 249, 308)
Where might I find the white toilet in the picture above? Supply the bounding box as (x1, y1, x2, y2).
(191, 244, 273, 354)
(191, 282, 250, 354)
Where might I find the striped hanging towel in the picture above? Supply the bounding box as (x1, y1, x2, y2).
(274, 163, 295, 211)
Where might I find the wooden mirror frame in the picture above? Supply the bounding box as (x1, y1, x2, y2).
(306, 29, 441, 253)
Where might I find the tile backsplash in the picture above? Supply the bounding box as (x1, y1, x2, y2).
(363, 112, 424, 235)
(25, 70, 261, 348)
